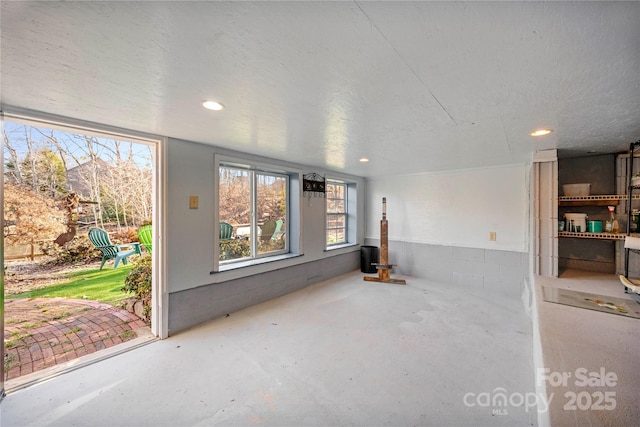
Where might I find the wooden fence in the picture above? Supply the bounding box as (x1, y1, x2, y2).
(5, 239, 46, 261)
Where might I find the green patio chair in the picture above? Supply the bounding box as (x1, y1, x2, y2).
(271, 219, 285, 240)
(88, 227, 140, 270)
(137, 224, 152, 253)
(260, 219, 277, 241)
(219, 222, 233, 240)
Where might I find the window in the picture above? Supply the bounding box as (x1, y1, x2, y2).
(218, 163, 288, 264)
(326, 180, 347, 246)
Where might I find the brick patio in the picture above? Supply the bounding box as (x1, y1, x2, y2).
(4, 297, 148, 380)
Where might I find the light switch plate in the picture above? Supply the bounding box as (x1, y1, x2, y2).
(189, 195, 198, 209)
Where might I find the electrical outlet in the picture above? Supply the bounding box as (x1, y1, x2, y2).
(489, 231, 496, 241)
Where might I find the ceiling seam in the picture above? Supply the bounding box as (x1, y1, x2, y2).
(353, 1, 457, 125)
(499, 114, 513, 152)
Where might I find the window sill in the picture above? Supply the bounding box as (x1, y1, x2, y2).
(211, 253, 304, 274)
(325, 243, 359, 252)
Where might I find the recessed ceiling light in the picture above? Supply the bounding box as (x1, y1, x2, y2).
(531, 129, 552, 137)
(359, 158, 369, 163)
(202, 100, 224, 111)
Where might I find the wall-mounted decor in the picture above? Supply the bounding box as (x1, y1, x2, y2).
(303, 172, 325, 198)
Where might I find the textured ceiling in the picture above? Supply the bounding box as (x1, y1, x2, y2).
(1, 1, 639, 177)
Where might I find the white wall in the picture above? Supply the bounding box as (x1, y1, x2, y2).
(366, 164, 529, 252)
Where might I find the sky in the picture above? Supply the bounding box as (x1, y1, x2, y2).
(2, 120, 153, 169)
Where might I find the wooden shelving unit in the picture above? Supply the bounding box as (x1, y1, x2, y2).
(557, 195, 640, 240)
(558, 231, 625, 240)
(558, 194, 640, 207)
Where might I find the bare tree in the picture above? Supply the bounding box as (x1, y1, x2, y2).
(20, 149, 67, 198)
(33, 127, 68, 172)
(5, 122, 153, 231)
(3, 128, 24, 184)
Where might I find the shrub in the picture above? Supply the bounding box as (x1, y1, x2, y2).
(110, 228, 139, 244)
(219, 238, 285, 261)
(41, 235, 101, 264)
(220, 239, 251, 260)
(122, 253, 152, 320)
(4, 183, 66, 245)
(258, 239, 285, 252)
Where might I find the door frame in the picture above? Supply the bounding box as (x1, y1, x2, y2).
(531, 149, 559, 277)
(1, 109, 169, 382)
(152, 135, 168, 338)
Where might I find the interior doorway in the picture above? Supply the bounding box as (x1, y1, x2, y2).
(2, 112, 165, 391)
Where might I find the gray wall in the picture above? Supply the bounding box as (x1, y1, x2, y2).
(169, 251, 359, 334)
(166, 137, 365, 334)
(365, 238, 529, 298)
(558, 154, 616, 195)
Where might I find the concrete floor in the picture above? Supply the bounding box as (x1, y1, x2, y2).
(2, 271, 538, 427)
(533, 269, 640, 427)
(4, 269, 638, 426)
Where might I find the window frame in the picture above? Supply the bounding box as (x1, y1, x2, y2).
(214, 154, 301, 273)
(325, 177, 357, 249)
(326, 180, 348, 247)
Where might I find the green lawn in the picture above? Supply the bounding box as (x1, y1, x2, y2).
(6, 264, 134, 305)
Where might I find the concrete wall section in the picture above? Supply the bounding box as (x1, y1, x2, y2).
(168, 251, 359, 334)
(365, 238, 528, 298)
(558, 154, 616, 195)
